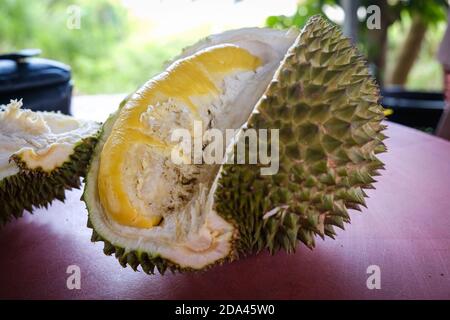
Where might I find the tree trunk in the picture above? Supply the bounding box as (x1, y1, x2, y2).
(387, 15, 428, 86)
(364, 0, 394, 86)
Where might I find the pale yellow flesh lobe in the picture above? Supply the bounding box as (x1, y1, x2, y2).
(98, 45, 261, 229)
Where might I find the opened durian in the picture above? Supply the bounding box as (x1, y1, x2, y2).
(83, 16, 386, 274)
(0, 100, 100, 225)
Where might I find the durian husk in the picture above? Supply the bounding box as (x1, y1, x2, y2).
(0, 136, 98, 225)
(215, 15, 386, 255)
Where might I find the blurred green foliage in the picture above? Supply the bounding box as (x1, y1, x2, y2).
(0, 0, 193, 94)
(266, 0, 334, 29)
(393, 0, 448, 24)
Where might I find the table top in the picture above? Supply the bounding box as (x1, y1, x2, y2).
(1, 95, 450, 300)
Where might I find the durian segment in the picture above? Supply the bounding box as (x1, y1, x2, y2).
(85, 27, 299, 271)
(0, 100, 100, 225)
(216, 15, 386, 254)
(84, 16, 386, 274)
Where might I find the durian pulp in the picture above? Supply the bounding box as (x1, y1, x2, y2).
(0, 100, 99, 179)
(98, 45, 262, 229)
(92, 28, 299, 268)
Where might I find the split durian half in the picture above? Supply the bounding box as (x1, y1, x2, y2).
(83, 16, 386, 274)
(0, 100, 100, 225)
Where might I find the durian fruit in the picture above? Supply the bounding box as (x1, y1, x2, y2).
(0, 100, 100, 225)
(83, 16, 386, 274)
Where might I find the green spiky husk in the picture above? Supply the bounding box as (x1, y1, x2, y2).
(88, 224, 223, 275)
(0, 136, 98, 226)
(84, 15, 386, 274)
(215, 15, 386, 255)
(89, 223, 183, 275)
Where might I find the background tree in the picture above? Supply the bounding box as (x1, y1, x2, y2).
(266, 0, 448, 88)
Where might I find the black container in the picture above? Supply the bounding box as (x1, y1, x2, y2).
(0, 49, 73, 114)
(381, 87, 445, 132)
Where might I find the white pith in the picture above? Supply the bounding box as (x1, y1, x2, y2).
(87, 27, 300, 269)
(0, 100, 100, 180)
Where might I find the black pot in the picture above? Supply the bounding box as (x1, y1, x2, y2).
(0, 49, 73, 114)
(381, 87, 445, 132)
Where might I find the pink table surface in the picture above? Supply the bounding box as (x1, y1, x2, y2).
(1, 116, 450, 299)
